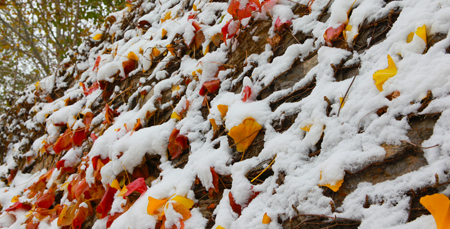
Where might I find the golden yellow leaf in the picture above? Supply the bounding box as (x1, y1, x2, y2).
(161, 11, 171, 23)
(171, 112, 182, 120)
(111, 179, 120, 190)
(416, 25, 427, 45)
(407, 32, 414, 43)
(193, 4, 197, 11)
(262, 212, 271, 224)
(127, 52, 139, 61)
(166, 44, 175, 56)
(300, 124, 312, 132)
(203, 43, 210, 55)
(11, 195, 18, 203)
(172, 195, 194, 209)
(210, 119, 218, 131)
(228, 118, 262, 152)
(420, 193, 450, 229)
(139, 47, 143, 55)
(35, 81, 40, 90)
(147, 196, 169, 215)
(152, 47, 161, 57)
(118, 186, 128, 197)
(343, 24, 352, 41)
(216, 226, 225, 229)
(319, 171, 343, 192)
(162, 28, 167, 38)
(93, 34, 103, 41)
(217, 105, 228, 118)
(373, 54, 397, 91)
(340, 97, 345, 108)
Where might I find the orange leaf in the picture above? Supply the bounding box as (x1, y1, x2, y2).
(93, 56, 101, 71)
(36, 191, 55, 209)
(168, 129, 189, 159)
(172, 202, 191, 221)
(53, 129, 73, 154)
(72, 204, 89, 229)
(319, 171, 343, 192)
(228, 118, 262, 152)
(210, 119, 218, 131)
(199, 79, 220, 96)
(58, 204, 77, 226)
(217, 105, 228, 118)
(208, 167, 219, 198)
(262, 212, 271, 224)
(420, 194, 450, 229)
(104, 104, 116, 125)
(147, 196, 169, 215)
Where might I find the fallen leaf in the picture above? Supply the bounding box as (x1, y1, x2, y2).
(93, 56, 101, 71)
(319, 171, 343, 192)
(199, 79, 220, 96)
(35, 191, 55, 209)
(171, 195, 194, 209)
(96, 185, 118, 219)
(228, 117, 262, 152)
(167, 129, 189, 159)
(210, 119, 218, 131)
(323, 24, 346, 46)
(111, 179, 121, 190)
(420, 193, 450, 229)
(300, 124, 312, 132)
(72, 127, 86, 147)
(147, 196, 169, 215)
(93, 34, 103, 41)
(53, 129, 73, 154)
(72, 204, 89, 229)
(5, 202, 32, 212)
(262, 212, 271, 224)
(124, 178, 148, 196)
(127, 51, 139, 61)
(208, 167, 219, 198)
(241, 86, 252, 102)
(373, 54, 397, 91)
(217, 105, 228, 118)
(274, 16, 292, 33)
(407, 25, 427, 45)
(172, 202, 191, 221)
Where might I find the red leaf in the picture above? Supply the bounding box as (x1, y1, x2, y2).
(26, 221, 39, 229)
(229, 192, 242, 215)
(187, 12, 196, 20)
(56, 160, 66, 170)
(5, 202, 32, 212)
(274, 16, 292, 32)
(199, 79, 221, 96)
(93, 56, 101, 71)
(74, 179, 90, 200)
(192, 21, 202, 31)
(168, 129, 189, 160)
(91, 132, 98, 142)
(36, 191, 55, 209)
(323, 23, 345, 46)
(54, 130, 73, 154)
(7, 169, 17, 183)
(221, 20, 239, 45)
(208, 167, 219, 198)
(96, 185, 118, 219)
(228, 0, 261, 21)
(72, 128, 86, 147)
(241, 86, 252, 102)
(72, 205, 89, 229)
(124, 177, 148, 196)
(92, 156, 110, 171)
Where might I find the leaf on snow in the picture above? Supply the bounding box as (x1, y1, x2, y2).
(319, 171, 343, 192)
(228, 117, 262, 152)
(373, 54, 397, 91)
(420, 193, 450, 229)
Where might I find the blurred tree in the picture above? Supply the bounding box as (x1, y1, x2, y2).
(0, 0, 125, 109)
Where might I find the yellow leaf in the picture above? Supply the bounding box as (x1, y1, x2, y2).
(228, 118, 262, 152)
(93, 34, 102, 41)
(147, 196, 169, 215)
(111, 179, 120, 190)
(300, 124, 312, 132)
(373, 54, 397, 91)
(161, 28, 167, 38)
(216, 226, 225, 229)
(11, 195, 19, 203)
(416, 25, 427, 45)
(171, 195, 194, 209)
(118, 186, 128, 197)
(166, 44, 175, 56)
(210, 119, 218, 131)
(193, 4, 197, 11)
(406, 32, 414, 43)
(420, 193, 450, 229)
(152, 47, 161, 57)
(203, 43, 210, 55)
(161, 11, 171, 23)
(127, 51, 139, 61)
(35, 81, 40, 90)
(340, 97, 345, 108)
(343, 24, 352, 41)
(171, 112, 182, 120)
(139, 47, 143, 55)
(60, 182, 69, 191)
(217, 105, 228, 118)
(262, 212, 271, 224)
(319, 171, 343, 192)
